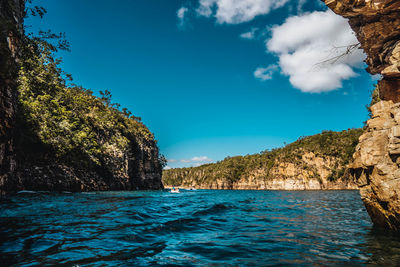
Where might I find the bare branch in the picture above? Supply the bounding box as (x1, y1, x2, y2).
(313, 42, 361, 69)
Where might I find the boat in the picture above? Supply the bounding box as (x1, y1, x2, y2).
(170, 187, 180, 193)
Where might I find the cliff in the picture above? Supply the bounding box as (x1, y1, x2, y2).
(0, 0, 24, 194)
(323, 0, 400, 230)
(0, 0, 163, 194)
(163, 129, 362, 190)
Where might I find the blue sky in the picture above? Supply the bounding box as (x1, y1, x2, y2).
(26, 0, 374, 169)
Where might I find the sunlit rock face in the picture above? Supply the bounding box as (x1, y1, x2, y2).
(325, 0, 400, 101)
(324, 0, 400, 230)
(350, 101, 400, 230)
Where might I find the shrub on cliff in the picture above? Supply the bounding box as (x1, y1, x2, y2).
(15, 37, 162, 171)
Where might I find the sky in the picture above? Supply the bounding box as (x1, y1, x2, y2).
(26, 0, 376, 169)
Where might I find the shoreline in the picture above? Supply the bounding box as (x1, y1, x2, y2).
(163, 186, 359, 191)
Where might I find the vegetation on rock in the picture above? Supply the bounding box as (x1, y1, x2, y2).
(17, 38, 154, 165)
(0, 1, 164, 192)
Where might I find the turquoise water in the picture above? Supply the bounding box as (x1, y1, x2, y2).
(1, 190, 400, 266)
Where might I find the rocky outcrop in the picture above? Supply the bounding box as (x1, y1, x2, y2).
(128, 140, 164, 190)
(323, 0, 400, 230)
(0, 0, 24, 195)
(12, 138, 163, 192)
(350, 101, 400, 230)
(324, 0, 400, 102)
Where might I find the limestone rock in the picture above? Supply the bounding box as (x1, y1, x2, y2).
(323, 0, 400, 231)
(350, 101, 400, 230)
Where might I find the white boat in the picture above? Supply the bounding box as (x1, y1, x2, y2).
(170, 188, 180, 193)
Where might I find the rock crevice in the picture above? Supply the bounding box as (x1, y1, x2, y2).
(0, 0, 24, 195)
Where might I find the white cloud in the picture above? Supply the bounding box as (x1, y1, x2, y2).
(196, 0, 290, 24)
(266, 10, 365, 93)
(240, 27, 259, 40)
(191, 156, 212, 162)
(178, 156, 213, 164)
(164, 166, 172, 170)
(254, 64, 278, 81)
(177, 7, 188, 19)
(167, 159, 177, 163)
(177, 7, 189, 29)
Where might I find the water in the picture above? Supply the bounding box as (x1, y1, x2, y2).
(1, 190, 400, 266)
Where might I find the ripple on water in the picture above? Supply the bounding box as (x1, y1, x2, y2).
(1, 190, 400, 266)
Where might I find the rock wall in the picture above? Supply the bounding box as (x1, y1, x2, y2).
(350, 101, 400, 229)
(128, 139, 164, 190)
(323, 0, 400, 230)
(13, 138, 163, 192)
(0, 0, 24, 195)
(164, 152, 357, 190)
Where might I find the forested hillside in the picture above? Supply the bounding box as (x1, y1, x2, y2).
(163, 129, 363, 190)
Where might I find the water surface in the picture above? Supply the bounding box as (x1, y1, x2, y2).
(1, 190, 400, 266)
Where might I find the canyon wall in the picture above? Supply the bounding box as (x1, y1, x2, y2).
(324, 0, 400, 230)
(0, 0, 163, 194)
(12, 138, 164, 192)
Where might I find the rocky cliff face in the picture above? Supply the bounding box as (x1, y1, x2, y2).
(0, 0, 24, 194)
(350, 101, 400, 230)
(323, 0, 400, 230)
(11, 137, 163, 192)
(11, 144, 163, 192)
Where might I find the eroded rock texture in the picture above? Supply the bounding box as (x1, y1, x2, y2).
(351, 101, 400, 229)
(324, 0, 400, 230)
(0, 0, 24, 195)
(13, 139, 164, 192)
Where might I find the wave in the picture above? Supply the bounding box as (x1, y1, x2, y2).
(192, 203, 233, 217)
(149, 217, 201, 234)
(17, 190, 38, 194)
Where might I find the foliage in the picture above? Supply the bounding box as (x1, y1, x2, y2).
(15, 37, 160, 169)
(158, 154, 168, 169)
(163, 129, 363, 186)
